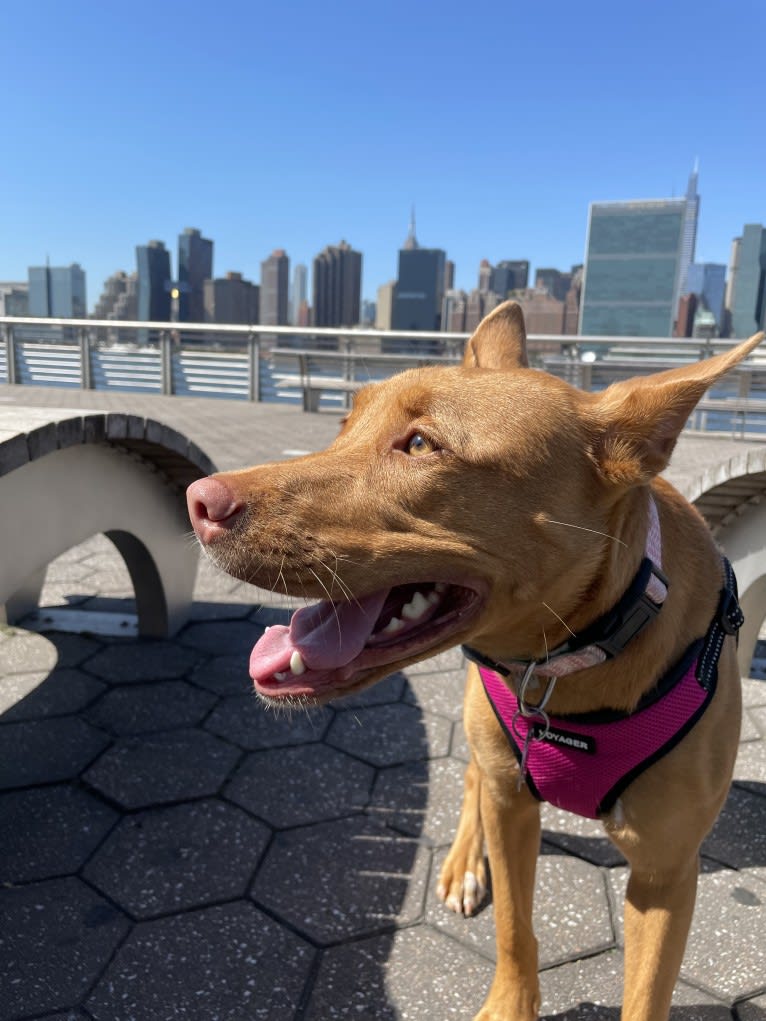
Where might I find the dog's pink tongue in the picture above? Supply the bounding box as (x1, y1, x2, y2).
(249, 589, 388, 676)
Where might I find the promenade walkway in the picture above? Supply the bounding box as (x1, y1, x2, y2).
(1, 384, 765, 1020)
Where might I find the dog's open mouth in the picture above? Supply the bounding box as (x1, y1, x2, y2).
(250, 580, 485, 700)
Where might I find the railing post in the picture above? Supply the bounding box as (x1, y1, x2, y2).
(160, 331, 173, 395)
(79, 327, 92, 389)
(248, 332, 261, 401)
(4, 324, 17, 384)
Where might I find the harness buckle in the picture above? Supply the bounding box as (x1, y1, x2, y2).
(596, 564, 668, 659)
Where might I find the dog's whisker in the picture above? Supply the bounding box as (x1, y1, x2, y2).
(543, 518, 628, 549)
(541, 601, 577, 638)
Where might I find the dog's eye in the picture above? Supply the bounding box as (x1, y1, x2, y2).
(406, 433, 435, 456)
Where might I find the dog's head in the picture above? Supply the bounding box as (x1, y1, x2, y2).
(188, 302, 763, 704)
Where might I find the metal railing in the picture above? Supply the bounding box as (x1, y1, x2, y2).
(2, 316, 765, 435)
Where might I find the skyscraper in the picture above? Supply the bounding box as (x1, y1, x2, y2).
(203, 272, 259, 328)
(28, 263, 87, 319)
(136, 241, 172, 329)
(392, 214, 446, 332)
(178, 228, 213, 323)
(684, 263, 726, 331)
(28, 263, 87, 340)
(492, 260, 529, 296)
(675, 162, 700, 322)
(260, 250, 289, 326)
(312, 241, 362, 328)
(727, 224, 766, 337)
(291, 264, 308, 325)
(579, 198, 687, 336)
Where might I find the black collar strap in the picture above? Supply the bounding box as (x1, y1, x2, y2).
(463, 556, 668, 682)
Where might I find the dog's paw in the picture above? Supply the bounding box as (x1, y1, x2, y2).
(437, 862, 487, 916)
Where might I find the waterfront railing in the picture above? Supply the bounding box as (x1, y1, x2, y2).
(1, 316, 765, 436)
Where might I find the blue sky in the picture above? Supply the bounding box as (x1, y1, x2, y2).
(2, 0, 763, 309)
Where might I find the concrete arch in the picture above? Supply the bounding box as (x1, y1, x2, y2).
(668, 436, 766, 675)
(0, 409, 215, 636)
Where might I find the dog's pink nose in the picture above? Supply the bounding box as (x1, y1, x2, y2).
(187, 476, 243, 543)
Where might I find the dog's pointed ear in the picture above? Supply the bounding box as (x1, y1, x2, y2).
(463, 300, 529, 370)
(590, 331, 765, 486)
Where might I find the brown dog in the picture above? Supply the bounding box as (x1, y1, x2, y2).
(187, 303, 764, 1021)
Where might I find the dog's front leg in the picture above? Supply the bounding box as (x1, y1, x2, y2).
(474, 775, 541, 1021)
(619, 858, 699, 1021)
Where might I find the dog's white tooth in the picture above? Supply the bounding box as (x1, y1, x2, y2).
(290, 650, 306, 675)
(435, 582, 447, 593)
(274, 671, 288, 681)
(402, 591, 430, 620)
(427, 591, 441, 605)
(382, 616, 405, 634)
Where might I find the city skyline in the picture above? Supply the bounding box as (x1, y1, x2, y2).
(2, 2, 763, 310)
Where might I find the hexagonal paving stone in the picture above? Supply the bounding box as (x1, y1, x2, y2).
(330, 670, 407, 708)
(206, 693, 333, 749)
(702, 784, 766, 872)
(189, 653, 253, 696)
(86, 901, 314, 1020)
(84, 728, 240, 808)
(608, 864, 766, 1001)
(540, 802, 626, 868)
(85, 680, 216, 735)
(0, 784, 118, 883)
(738, 994, 766, 1020)
(538, 949, 733, 1019)
(368, 756, 464, 844)
(326, 702, 451, 767)
(0, 877, 129, 1021)
(304, 927, 494, 1021)
(0, 629, 59, 675)
(226, 743, 374, 827)
(252, 815, 430, 945)
(178, 619, 261, 654)
(426, 846, 614, 969)
(0, 667, 105, 721)
(403, 666, 468, 720)
(84, 639, 201, 683)
(83, 799, 270, 918)
(0, 717, 109, 790)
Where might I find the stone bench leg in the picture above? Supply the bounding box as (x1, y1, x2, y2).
(0, 444, 198, 638)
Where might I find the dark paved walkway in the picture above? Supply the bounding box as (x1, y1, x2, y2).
(0, 385, 765, 1020)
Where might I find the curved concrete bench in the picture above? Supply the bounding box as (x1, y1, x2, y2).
(668, 436, 766, 675)
(0, 407, 216, 637)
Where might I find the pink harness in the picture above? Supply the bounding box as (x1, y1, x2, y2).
(465, 501, 743, 819)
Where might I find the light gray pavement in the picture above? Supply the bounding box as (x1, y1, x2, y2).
(0, 384, 765, 1020)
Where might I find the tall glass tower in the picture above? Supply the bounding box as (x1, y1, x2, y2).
(392, 212, 446, 333)
(178, 228, 213, 323)
(579, 198, 687, 337)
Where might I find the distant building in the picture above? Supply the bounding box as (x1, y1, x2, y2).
(444, 260, 455, 292)
(478, 259, 493, 294)
(136, 241, 172, 326)
(579, 198, 687, 336)
(92, 271, 138, 343)
(677, 162, 701, 323)
(441, 289, 466, 333)
(260, 250, 289, 326)
(535, 268, 572, 301)
(675, 293, 698, 338)
(511, 288, 565, 334)
(375, 281, 396, 330)
(28, 263, 87, 341)
(291, 264, 307, 325)
(726, 224, 766, 337)
(562, 266, 583, 335)
(0, 282, 28, 317)
(492, 260, 529, 296)
(203, 272, 259, 329)
(178, 228, 213, 323)
(392, 214, 446, 332)
(312, 240, 362, 327)
(684, 262, 726, 331)
(28, 263, 87, 319)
